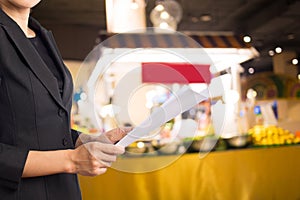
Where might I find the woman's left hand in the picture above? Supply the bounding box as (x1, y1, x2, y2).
(104, 127, 132, 143)
(75, 127, 132, 147)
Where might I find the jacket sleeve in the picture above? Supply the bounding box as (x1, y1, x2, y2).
(0, 143, 29, 190)
(71, 129, 81, 146)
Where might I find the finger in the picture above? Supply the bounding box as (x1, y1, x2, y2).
(75, 159, 102, 175)
(116, 127, 132, 136)
(77, 133, 97, 145)
(106, 127, 132, 143)
(98, 160, 113, 168)
(82, 156, 113, 168)
(91, 151, 117, 164)
(85, 142, 120, 154)
(97, 134, 113, 144)
(98, 167, 108, 175)
(104, 129, 119, 143)
(88, 142, 125, 164)
(120, 126, 133, 133)
(99, 143, 125, 155)
(78, 133, 110, 145)
(87, 167, 108, 177)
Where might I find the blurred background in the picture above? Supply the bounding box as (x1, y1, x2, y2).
(32, 0, 300, 74)
(31, 1, 300, 200)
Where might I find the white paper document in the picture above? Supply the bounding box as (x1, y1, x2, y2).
(116, 86, 209, 147)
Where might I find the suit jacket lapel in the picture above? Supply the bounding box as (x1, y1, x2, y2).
(31, 18, 73, 106)
(45, 31, 73, 103)
(0, 11, 67, 111)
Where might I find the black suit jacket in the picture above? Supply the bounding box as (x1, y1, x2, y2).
(0, 9, 81, 200)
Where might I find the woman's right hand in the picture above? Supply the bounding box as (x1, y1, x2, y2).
(68, 142, 125, 176)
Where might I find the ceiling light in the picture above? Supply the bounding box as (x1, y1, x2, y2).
(160, 11, 170, 19)
(154, 17, 177, 30)
(155, 4, 164, 11)
(275, 47, 282, 54)
(268, 50, 275, 56)
(292, 58, 298, 65)
(247, 89, 257, 99)
(243, 35, 251, 43)
(248, 67, 255, 74)
(159, 22, 169, 29)
(150, 0, 183, 31)
(200, 14, 212, 22)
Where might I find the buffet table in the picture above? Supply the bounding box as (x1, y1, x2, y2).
(79, 145, 300, 200)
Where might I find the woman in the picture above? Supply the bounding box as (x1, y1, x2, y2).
(0, 0, 128, 199)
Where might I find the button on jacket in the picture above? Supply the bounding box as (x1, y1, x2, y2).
(0, 9, 81, 200)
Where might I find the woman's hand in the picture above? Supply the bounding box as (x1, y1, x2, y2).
(68, 127, 132, 176)
(22, 142, 125, 178)
(104, 127, 132, 143)
(75, 127, 132, 147)
(67, 142, 125, 176)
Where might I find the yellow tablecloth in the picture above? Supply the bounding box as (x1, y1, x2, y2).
(79, 146, 300, 200)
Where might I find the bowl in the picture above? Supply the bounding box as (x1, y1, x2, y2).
(125, 141, 147, 156)
(185, 137, 219, 152)
(152, 140, 179, 155)
(224, 135, 252, 148)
